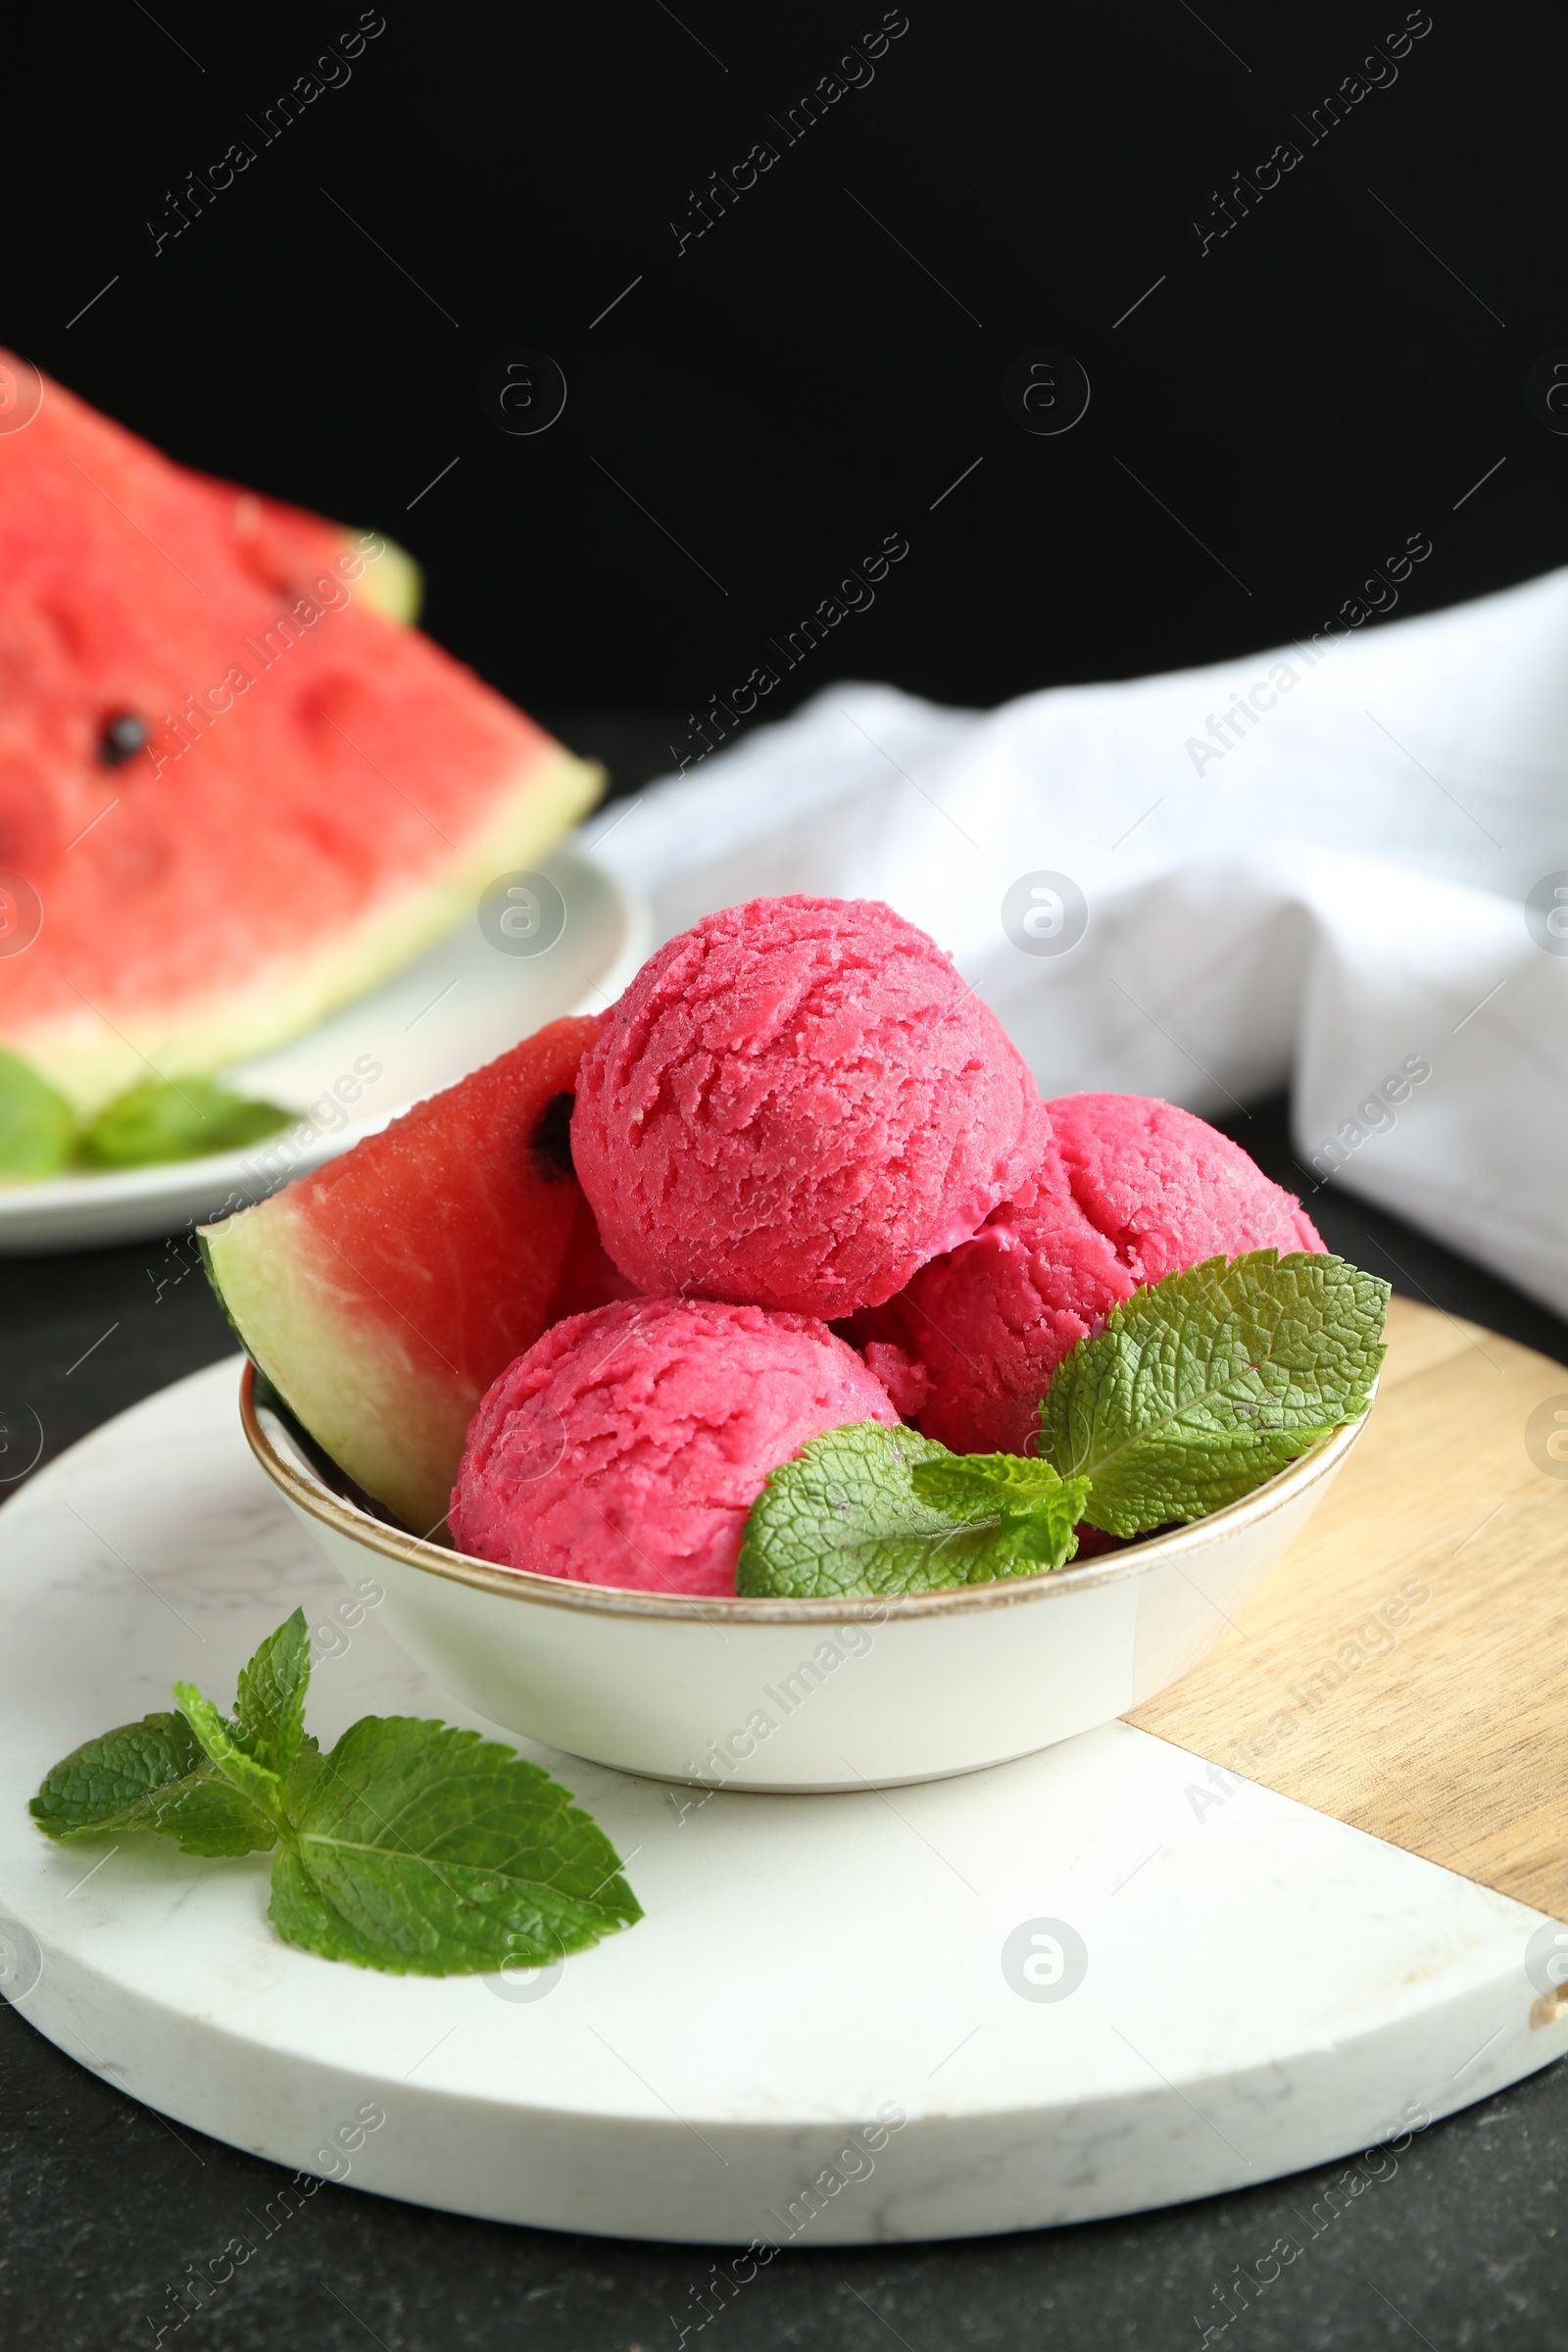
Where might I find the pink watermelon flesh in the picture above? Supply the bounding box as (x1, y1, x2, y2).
(202, 1017, 634, 1533)
(0, 352, 600, 1110)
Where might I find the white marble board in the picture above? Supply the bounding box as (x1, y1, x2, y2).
(0, 1362, 1562, 2244)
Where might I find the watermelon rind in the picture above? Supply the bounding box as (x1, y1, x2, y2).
(202, 1195, 473, 1536)
(349, 530, 422, 626)
(18, 744, 602, 1113)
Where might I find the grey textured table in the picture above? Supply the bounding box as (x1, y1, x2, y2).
(3, 719, 1565, 2346)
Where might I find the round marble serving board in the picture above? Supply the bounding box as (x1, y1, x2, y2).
(0, 1351, 1565, 2246)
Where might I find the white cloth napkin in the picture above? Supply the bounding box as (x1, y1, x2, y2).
(582, 567, 1568, 1317)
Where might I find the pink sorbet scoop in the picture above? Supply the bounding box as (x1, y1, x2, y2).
(569, 896, 1049, 1319)
(853, 1092, 1325, 1454)
(448, 1296, 900, 1596)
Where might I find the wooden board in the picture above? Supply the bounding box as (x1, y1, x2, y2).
(1132, 1296, 1568, 1920)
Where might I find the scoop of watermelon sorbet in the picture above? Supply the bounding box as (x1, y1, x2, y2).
(449, 1296, 900, 1596)
(852, 1093, 1325, 1455)
(569, 896, 1050, 1319)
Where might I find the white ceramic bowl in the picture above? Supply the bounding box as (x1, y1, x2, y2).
(241, 1365, 1368, 1791)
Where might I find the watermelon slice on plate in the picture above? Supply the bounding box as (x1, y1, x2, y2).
(0, 353, 602, 1114)
(201, 1016, 634, 1534)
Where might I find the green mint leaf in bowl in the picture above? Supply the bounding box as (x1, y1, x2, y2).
(739, 1250, 1388, 1599)
(908, 1450, 1083, 1524)
(270, 1718, 642, 1976)
(78, 1075, 292, 1169)
(1037, 1250, 1390, 1538)
(0, 1050, 76, 1180)
(28, 1609, 642, 1977)
(735, 1421, 1088, 1599)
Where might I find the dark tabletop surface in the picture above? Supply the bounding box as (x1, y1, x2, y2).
(3, 723, 1566, 2347)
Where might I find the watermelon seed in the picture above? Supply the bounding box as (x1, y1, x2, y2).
(530, 1092, 577, 1183)
(98, 713, 149, 767)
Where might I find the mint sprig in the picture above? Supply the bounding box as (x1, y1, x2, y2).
(30, 1610, 642, 1977)
(0, 1050, 76, 1179)
(738, 1252, 1388, 1598)
(0, 1053, 292, 1181)
(735, 1422, 1089, 1597)
(79, 1075, 291, 1168)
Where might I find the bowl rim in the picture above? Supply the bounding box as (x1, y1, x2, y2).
(239, 1360, 1370, 1627)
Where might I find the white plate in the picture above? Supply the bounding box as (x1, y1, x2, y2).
(0, 847, 649, 1255)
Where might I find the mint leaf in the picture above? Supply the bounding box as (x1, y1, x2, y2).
(28, 1713, 278, 1856)
(736, 1422, 1087, 1599)
(30, 1615, 645, 1975)
(233, 1607, 312, 1776)
(1038, 1250, 1389, 1537)
(79, 1076, 291, 1169)
(910, 1451, 1088, 1566)
(269, 1717, 643, 1976)
(173, 1682, 288, 1831)
(910, 1451, 1076, 1520)
(0, 1050, 75, 1179)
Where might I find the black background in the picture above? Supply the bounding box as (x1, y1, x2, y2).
(11, 0, 1567, 759)
(9, 3, 1568, 2343)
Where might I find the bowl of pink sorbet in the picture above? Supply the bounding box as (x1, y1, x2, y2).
(238, 899, 1376, 1791)
(241, 1360, 1367, 1794)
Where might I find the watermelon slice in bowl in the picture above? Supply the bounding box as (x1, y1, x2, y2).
(201, 1015, 637, 1533)
(0, 352, 603, 1122)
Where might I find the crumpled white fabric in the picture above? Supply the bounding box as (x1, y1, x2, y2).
(581, 566, 1568, 1316)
